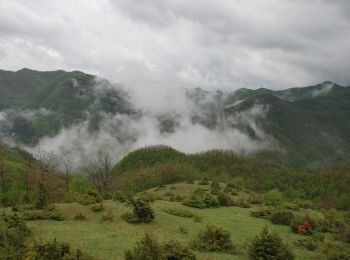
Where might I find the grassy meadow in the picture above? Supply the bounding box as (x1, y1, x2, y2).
(28, 182, 326, 260)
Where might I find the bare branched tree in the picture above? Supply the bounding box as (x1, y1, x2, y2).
(34, 148, 57, 181)
(86, 151, 113, 194)
(63, 157, 73, 193)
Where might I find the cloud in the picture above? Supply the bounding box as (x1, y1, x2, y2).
(0, 0, 349, 90)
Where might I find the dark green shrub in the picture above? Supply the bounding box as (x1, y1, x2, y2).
(76, 194, 97, 205)
(247, 194, 263, 204)
(250, 207, 273, 219)
(124, 233, 162, 260)
(74, 212, 87, 221)
(210, 180, 220, 195)
(122, 199, 155, 223)
(191, 225, 235, 253)
(161, 240, 196, 260)
(293, 238, 317, 251)
(249, 226, 294, 260)
(114, 191, 127, 202)
(132, 199, 155, 223)
(34, 181, 49, 209)
(271, 209, 294, 226)
(121, 212, 140, 224)
(338, 225, 350, 244)
(90, 203, 103, 212)
(183, 189, 219, 209)
(233, 198, 251, 208)
(22, 208, 64, 221)
(322, 242, 350, 260)
(217, 192, 234, 207)
(263, 189, 283, 206)
(103, 192, 113, 200)
(0, 215, 30, 259)
(1, 214, 30, 235)
(162, 207, 197, 219)
(25, 239, 96, 260)
(76, 190, 102, 205)
(138, 192, 155, 202)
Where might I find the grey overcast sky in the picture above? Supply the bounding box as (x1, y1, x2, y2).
(0, 0, 350, 90)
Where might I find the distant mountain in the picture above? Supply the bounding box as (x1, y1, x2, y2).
(1, 68, 350, 168)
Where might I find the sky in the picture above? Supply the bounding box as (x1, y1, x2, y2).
(0, 0, 350, 91)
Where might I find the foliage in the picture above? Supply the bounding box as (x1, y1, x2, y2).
(161, 240, 196, 260)
(0, 214, 30, 259)
(248, 226, 294, 260)
(122, 199, 155, 223)
(76, 190, 102, 205)
(182, 189, 219, 209)
(263, 189, 283, 206)
(114, 191, 127, 202)
(162, 207, 197, 219)
(191, 225, 235, 253)
(210, 180, 220, 195)
(270, 209, 294, 226)
(90, 203, 103, 212)
(125, 233, 196, 260)
(34, 180, 49, 209)
(290, 215, 316, 235)
(217, 192, 234, 207)
(21, 207, 64, 221)
(124, 233, 162, 260)
(24, 239, 96, 260)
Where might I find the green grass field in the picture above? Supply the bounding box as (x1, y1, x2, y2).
(28, 183, 327, 260)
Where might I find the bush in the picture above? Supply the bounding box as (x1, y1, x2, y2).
(233, 198, 251, 208)
(101, 211, 114, 222)
(90, 203, 103, 212)
(263, 189, 283, 206)
(121, 212, 140, 224)
(122, 199, 155, 223)
(210, 180, 220, 195)
(293, 238, 317, 251)
(34, 181, 49, 209)
(271, 209, 294, 226)
(124, 233, 162, 260)
(24, 239, 96, 260)
(125, 233, 196, 260)
(162, 207, 196, 219)
(250, 207, 273, 219)
(74, 212, 87, 221)
(132, 199, 155, 223)
(103, 192, 113, 200)
(191, 225, 235, 253)
(322, 242, 350, 260)
(290, 215, 316, 235)
(138, 192, 156, 202)
(248, 226, 294, 260)
(217, 192, 234, 207)
(22, 208, 64, 221)
(114, 191, 127, 202)
(183, 189, 219, 209)
(161, 240, 196, 260)
(76, 190, 102, 205)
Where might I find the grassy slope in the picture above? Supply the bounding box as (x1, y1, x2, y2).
(28, 183, 324, 260)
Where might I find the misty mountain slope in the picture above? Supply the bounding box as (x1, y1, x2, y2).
(0, 69, 134, 144)
(1, 68, 350, 168)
